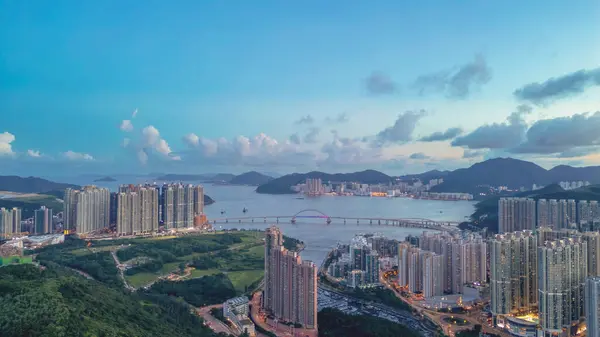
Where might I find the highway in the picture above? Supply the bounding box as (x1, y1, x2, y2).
(379, 275, 511, 337)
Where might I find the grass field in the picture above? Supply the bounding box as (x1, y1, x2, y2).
(71, 245, 119, 256)
(126, 273, 160, 288)
(227, 269, 264, 293)
(189, 268, 220, 278)
(117, 232, 265, 289)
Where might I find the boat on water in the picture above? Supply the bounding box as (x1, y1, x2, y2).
(243, 207, 248, 213)
(296, 197, 305, 200)
(220, 209, 226, 215)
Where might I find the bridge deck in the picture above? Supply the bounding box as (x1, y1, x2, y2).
(208, 215, 460, 224)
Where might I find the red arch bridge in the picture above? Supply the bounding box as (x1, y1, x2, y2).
(208, 209, 460, 232)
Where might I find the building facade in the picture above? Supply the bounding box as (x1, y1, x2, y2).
(64, 186, 110, 234)
(262, 226, 317, 329)
(538, 238, 587, 337)
(490, 231, 538, 321)
(34, 206, 53, 234)
(161, 184, 196, 229)
(0, 207, 21, 237)
(498, 198, 535, 233)
(585, 277, 600, 337)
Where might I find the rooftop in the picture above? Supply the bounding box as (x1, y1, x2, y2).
(225, 296, 249, 306)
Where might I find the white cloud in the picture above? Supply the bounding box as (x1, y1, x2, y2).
(182, 132, 313, 167)
(182, 133, 200, 147)
(0, 132, 16, 156)
(120, 120, 134, 132)
(63, 150, 94, 161)
(132, 108, 138, 118)
(27, 149, 41, 158)
(138, 125, 179, 163)
(319, 132, 383, 166)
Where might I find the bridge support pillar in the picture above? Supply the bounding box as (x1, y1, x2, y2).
(276, 218, 279, 223)
(370, 220, 372, 225)
(251, 218, 254, 222)
(264, 218, 267, 223)
(385, 220, 389, 225)
(357, 219, 359, 224)
(344, 219, 346, 224)
(378, 220, 381, 225)
(226, 219, 228, 223)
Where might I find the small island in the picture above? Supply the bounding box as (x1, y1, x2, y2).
(204, 194, 215, 205)
(94, 176, 117, 182)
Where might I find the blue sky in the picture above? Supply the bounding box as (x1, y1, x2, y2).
(1, 0, 600, 176)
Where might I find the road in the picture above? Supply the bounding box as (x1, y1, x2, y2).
(66, 266, 94, 280)
(196, 304, 237, 336)
(111, 250, 136, 291)
(379, 275, 511, 337)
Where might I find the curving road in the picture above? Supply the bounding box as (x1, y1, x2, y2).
(196, 305, 236, 335)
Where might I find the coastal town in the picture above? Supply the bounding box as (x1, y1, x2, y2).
(292, 177, 474, 201)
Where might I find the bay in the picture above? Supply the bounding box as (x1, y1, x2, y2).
(47, 175, 476, 265)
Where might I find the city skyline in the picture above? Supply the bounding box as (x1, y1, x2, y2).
(1, 1, 600, 176)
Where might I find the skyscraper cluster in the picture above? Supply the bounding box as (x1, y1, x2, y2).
(64, 186, 110, 234)
(490, 231, 538, 319)
(498, 198, 535, 233)
(160, 183, 202, 229)
(538, 238, 587, 336)
(490, 228, 600, 336)
(65, 183, 204, 236)
(397, 243, 443, 298)
(415, 231, 487, 294)
(305, 178, 324, 196)
(0, 207, 21, 237)
(263, 226, 317, 329)
(499, 197, 600, 233)
(326, 235, 381, 288)
(116, 185, 160, 235)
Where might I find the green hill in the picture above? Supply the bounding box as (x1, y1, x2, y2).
(0, 176, 79, 193)
(0, 264, 221, 337)
(229, 171, 273, 186)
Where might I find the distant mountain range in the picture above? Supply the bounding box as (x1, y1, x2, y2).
(256, 170, 392, 194)
(155, 173, 235, 182)
(93, 176, 117, 182)
(0, 176, 80, 193)
(254, 158, 600, 196)
(428, 158, 600, 195)
(155, 171, 273, 186)
(229, 171, 273, 186)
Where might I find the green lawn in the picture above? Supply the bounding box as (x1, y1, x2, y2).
(227, 269, 264, 293)
(247, 244, 264, 257)
(160, 261, 182, 274)
(190, 268, 220, 278)
(117, 232, 265, 288)
(126, 273, 159, 288)
(71, 245, 118, 256)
